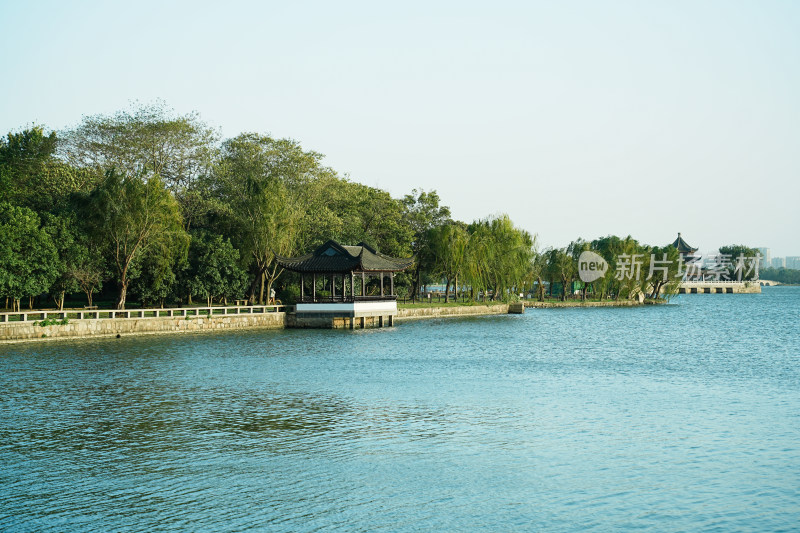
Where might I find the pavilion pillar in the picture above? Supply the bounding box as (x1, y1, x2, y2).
(380, 272, 384, 296)
(312, 273, 316, 302)
(351, 272, 355, 300)
(331, 274, 336, 300)
(391, 272, 394, 296)
(362, 272, 366, 296)
(301, 274, 304, 301)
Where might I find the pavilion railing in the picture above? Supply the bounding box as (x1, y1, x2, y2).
(299, 295, 398, 304)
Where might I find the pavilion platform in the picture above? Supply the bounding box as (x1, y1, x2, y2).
(277, 240, 413, 329)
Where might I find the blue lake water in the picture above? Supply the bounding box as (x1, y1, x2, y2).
(1, 288, 799, 531)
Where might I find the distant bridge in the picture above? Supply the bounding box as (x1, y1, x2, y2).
(758, 280, 781, 286)
(678, 280, 761, 294)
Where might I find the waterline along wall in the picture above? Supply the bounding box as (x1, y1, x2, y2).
(0, 306, 286, 342)
(1, 300, 662, 343)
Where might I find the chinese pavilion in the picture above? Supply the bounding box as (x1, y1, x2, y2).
(672, 232, 701, 279)
(275, 240, 413, 328)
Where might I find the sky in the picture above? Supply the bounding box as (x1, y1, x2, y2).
(1, 0, 798, 256)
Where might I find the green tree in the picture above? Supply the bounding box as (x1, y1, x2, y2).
(61, 101, 218, 192)
(402, 189, 451, 301)
(180, 232, 248, 306)
(428, 222, 468, 302)
(642, 245, 682, 299)
(212, 134, 320, 304)
(0, 127, 100, 213)
(86, 170, 188, 309)
(717, 244, 760, 281)
(42, 213, 85, 310)
(546, 248, 575, 301)
(0, 203, 58, 311)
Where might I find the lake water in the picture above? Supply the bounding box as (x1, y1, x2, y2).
(1, 288, 799, 531)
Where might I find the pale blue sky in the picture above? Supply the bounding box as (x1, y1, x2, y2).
(2, 0, 798, 255)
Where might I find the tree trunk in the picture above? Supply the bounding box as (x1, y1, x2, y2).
(411, 264, 422, 303)
(561, 278, 567, 301)
(117, 282, 127, 310)
(59, 291, 65, 311)
(87, 291, 93, 308)
(444, 278, 451, 303)
(259, 271, 265, 305)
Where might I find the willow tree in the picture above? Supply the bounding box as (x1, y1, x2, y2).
(428, 222, 468, 302)
(87, 170, 187, 309)
(212, 134, 323, 304)
(465, 215, 534, 301)
(545, 248, 575, 301)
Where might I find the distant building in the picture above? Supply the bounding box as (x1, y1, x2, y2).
(671, 233, 701, 280)
(672, 233, 698, 258)
(757, 247, 771, 265)
(786, 256, 800, 270)
(771, 257, 786, 269)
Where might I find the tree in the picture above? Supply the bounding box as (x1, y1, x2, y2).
(0, 127, 100, 213)
(402, 189, 451, 301)
(42, 213, 84, 310)
(61, 101, 218, 193)
(428, 222, 468, 302)
(0, 203, 58, 311)
(86, 170, 188, 309)
(717, 245, 760, 281)
(643, 245, 682, 299)
(180, 232, 248, 306)
(568, 238, 591, 300)
(212, 134, 320, 304)
(546, 248, 575, 301)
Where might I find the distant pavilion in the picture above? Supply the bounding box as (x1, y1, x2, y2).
(275, 240, 413, 328)
(672, 232, 701, 279)
(672, 232, 698, 258)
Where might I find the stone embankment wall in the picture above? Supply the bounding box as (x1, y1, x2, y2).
(0, 313, 286, 343)
(395, 304, 509, 321)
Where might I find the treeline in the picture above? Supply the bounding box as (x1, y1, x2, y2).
(2, 103, 733, 312)
(0, 103, 540, 310)
(760, 267, 800, 285)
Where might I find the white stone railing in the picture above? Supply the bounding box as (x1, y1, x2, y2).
(0, 305, 287, 324)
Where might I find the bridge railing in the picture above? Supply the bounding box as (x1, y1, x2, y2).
(0, 305, 287, 324)
(680, 280, 755, 284)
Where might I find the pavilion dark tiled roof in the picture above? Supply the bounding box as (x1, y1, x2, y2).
(671, 233, 698, 254)
(275, 240, 414, 273)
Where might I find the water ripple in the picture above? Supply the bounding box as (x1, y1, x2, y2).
(1, 288, 799, 531)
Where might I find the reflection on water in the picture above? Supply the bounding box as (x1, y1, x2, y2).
(1, 288, 799, 531)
